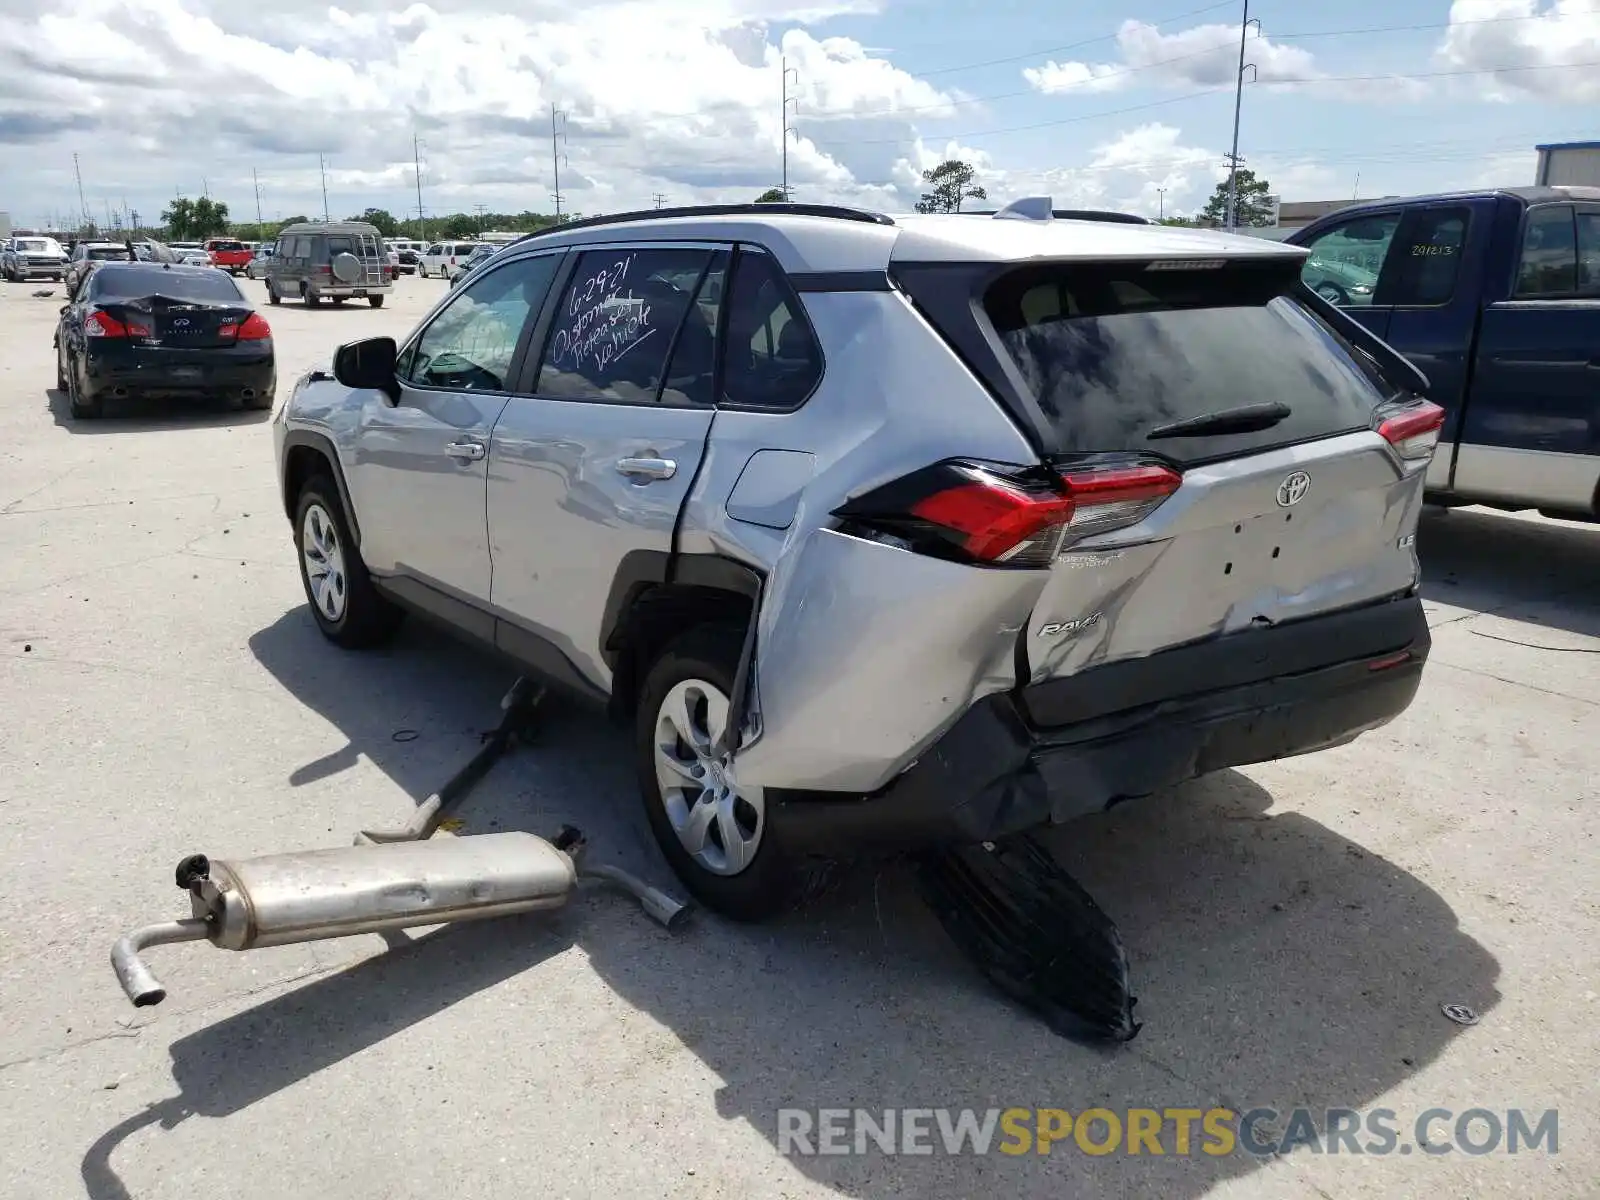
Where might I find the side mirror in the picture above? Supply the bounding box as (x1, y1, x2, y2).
(333, 336, 401, 404)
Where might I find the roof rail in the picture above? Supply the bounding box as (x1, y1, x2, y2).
(963, 205, 1154, 226)
(511, 202, 896, 245)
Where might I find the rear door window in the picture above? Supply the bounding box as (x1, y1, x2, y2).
(1516, 205, 1578, 297)
(1389, 206, 1470, 306)
(983, 260, 1396, 466)
(1578, 210, 1600, 295)
(535, 247, 716, 404)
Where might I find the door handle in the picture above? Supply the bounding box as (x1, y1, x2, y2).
(444, 440, 486, 462)
(615, 456, 677, 482)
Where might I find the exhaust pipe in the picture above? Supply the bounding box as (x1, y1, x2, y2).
(110, 828, 689, 1008)
(111, 386, 130, 399)
(240, 387, 257, 401)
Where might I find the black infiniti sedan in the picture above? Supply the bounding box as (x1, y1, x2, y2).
(54, 262, 276, 419)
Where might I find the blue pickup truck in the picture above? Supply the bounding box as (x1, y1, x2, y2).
(1287, 186, 1600, 522)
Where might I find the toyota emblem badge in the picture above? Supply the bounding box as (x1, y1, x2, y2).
(1276, 471, 1311, 508)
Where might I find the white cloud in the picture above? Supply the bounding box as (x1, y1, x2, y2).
(1434, 0, 1600, 101)
(0, 0, 974, 223)
(981, 123, 1219, 218)
(1024, 19, 1320, 96)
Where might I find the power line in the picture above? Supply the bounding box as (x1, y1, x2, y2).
(807, 57, 1600, 149)
(799, 9, 1600, 127)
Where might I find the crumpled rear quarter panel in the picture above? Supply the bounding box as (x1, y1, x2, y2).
(731, 527, 1048, 794)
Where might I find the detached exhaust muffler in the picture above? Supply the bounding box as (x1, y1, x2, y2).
(111, 675, 691, 1009)
(112, 828, 689, 1007)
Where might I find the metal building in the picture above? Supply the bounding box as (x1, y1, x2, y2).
(1534, 141, 1600, 187)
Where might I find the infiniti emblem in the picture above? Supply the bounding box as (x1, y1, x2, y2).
(1276, 471, 1311, 507)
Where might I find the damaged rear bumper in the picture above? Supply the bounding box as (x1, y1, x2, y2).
(771, 594, 1430, 854)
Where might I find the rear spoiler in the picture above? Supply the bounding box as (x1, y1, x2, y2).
(1295, 282, 1431, 396)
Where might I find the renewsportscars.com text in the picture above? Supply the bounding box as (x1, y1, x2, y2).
(777, 1107, 1559, 1158)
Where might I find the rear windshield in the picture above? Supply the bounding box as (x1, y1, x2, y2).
(87, 247, 132, 262)
(982, 261, 1397, 465)
(90, 265, 245, 302)
(210, 240, 245, 251)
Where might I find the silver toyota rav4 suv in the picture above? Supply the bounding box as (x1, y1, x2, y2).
(273, 200, 1443, 921)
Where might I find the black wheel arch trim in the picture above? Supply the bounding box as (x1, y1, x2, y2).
(280, 428, 362, 546)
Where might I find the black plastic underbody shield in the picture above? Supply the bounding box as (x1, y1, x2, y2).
(916, 834, 1140, 1044)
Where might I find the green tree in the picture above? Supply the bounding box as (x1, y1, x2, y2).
(162, 197, 196, 239)
(754, 187, 787, 203)
(1158, 216, 1202, 227)
(914, 160, 986, 214)
(192, 197, 231, 238)
(1200, 168, 1276, 228)
(349, 207, 399, 237)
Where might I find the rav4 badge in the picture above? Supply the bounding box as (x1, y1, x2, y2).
(1039, 612, 1103, 638)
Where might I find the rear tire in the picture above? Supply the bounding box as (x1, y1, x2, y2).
(303, 286, 321, 307)
(65, 355, 101, 420)
(368, 295, 385, 308)
(293, 474, 403, 649)
(266, 281, 282, 305)
(635, 625, 836, 922)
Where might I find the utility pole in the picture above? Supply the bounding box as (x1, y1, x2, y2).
(781, 57, 799, 200)
(1225, 0, 1258, 231)
(652, 192, 668, 209)
(1352, 171, 1361, 201)
(550, 104, 567, 221)
(73, 152, 90, 232)
(413, 131, 427, 240)
(1157, 187, 1167, 221)
(319, 153, 330, 222)
(252, 168, 265, 240)
(472, 204, 488, 236)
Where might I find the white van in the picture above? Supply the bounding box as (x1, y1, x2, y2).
(419, 240, 484, 280)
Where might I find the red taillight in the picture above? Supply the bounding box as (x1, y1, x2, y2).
(1367, 650, 1412, 672)
(222, 312, 271, 340)
(839, 458, 1182, 568)
(1376, 400, 1445, 461)
(911, 481, 1075, 563)
(85, 310, 151, 338)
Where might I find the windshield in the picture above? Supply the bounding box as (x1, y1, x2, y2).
(18, 238, 54, 253)
(982, 260, 1396, 465)
(90, 265, 246, 303)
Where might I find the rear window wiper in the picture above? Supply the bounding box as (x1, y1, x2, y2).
(1147, 401, 1292, 440)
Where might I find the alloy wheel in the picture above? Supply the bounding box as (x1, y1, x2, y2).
(653, 678, 764, 876)
(301, 503, 348, 622)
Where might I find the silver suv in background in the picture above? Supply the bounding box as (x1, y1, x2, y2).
(273, 201, 1442, 921)
(2, 235, 68, 281)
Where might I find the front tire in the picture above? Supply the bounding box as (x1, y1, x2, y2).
(636, 625, 833, 922)
(293, 475, 403, 648)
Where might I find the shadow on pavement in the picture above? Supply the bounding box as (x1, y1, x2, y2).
(1419, 506, 1600, 638)
(70, 607, 1504, 1198)
(45, 387, 274, 435)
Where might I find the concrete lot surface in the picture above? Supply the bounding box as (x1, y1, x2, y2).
(0, 272, 1595, 1199)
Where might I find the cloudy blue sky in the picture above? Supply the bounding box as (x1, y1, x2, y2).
(0, 0, 1595, 230)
